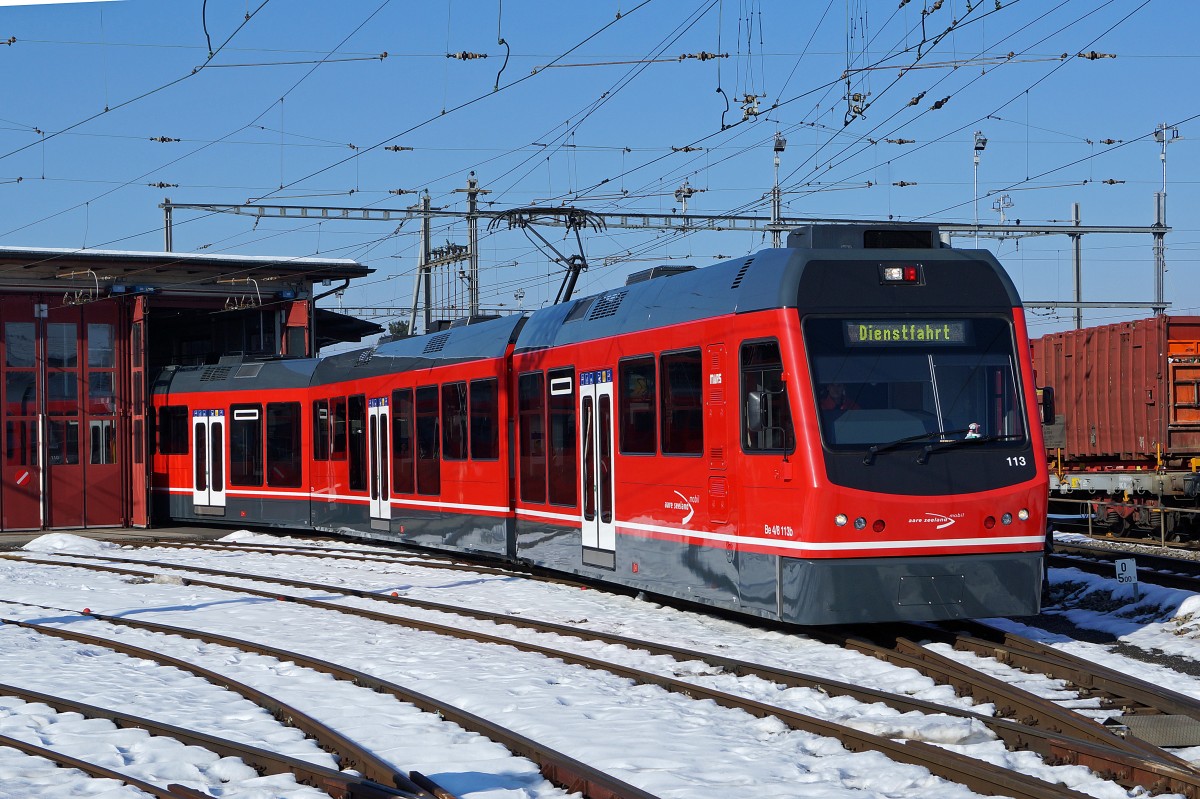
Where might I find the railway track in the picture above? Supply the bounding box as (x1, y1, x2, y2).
(6, 542, 1200, 797)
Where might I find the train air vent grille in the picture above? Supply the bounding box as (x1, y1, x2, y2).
(200, 366, 233, 382)
(564, 297, 596, 322)
(234, 364, 263, 379)
(730, 257, 754, 289)
(423, 333, 451, 354)
(709, 474, 727, 494)
(355, 347, 377, 366)
(709, 387, 725, 404)
(589, 291, 627, 320)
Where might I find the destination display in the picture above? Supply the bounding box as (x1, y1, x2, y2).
(845, 320, 969, 346)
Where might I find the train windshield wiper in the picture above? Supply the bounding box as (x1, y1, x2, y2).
(863, 429, 967, 465)
(916, 433, 1024, 464)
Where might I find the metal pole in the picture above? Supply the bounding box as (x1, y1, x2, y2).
(467, 177, 480, 317)
(163, 197, 173, 252)
(1154, 191, 1167, 314)
(407, 192, 432, 336)
(1072, 203, 1083, 329)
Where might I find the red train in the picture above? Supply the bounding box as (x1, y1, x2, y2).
(152, 223, 1048, 625)
(1032, 315, 1200, 536)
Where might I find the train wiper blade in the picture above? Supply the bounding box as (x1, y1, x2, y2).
(916, 434, 1024, 465)
(863, 428, 967, 466)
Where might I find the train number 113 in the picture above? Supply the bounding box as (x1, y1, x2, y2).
(1006, 456, 1027, 466)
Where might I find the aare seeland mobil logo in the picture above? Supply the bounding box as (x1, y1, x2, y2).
(908, 512, 966, 529)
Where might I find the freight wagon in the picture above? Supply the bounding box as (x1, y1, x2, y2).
(1031, 315, 1200, 535)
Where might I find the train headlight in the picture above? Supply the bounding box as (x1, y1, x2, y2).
(835, 514, 848, 527)
(1001, 512, 1013, 525)
(872, 519, 886, 533)
(854, 517, 867, 530)
(1018, 508, 1030, 521)
(983, 515, 997, 529)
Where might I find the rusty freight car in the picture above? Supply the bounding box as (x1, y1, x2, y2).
(1031, 315, 1200, 536)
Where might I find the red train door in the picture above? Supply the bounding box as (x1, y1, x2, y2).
(1, 303, 42, 531)
(579, 368, 616, 570)
(368, 396, 391, 530)
(191, 409, 227, 516)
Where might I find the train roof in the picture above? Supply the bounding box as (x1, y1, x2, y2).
(310, 313, 527, 382)
(514, 230, 1021, 353)
(154, 355, 321, 395)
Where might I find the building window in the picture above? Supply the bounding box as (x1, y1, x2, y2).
(230, 404, 263, 486)
(619, 356, 656, 455)
(661, 349, 703, 456)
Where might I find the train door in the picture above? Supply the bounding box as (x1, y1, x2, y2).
(579, 368, 616, 570)
(368, 396, 390, 530)
(191, 409, 226, 515)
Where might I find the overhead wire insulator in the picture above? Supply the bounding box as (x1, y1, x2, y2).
(1078, 51, 1117, 60)
(1102, 179, 1125, 185)
(671, 146, 703, 152)
(893, 181, 917, 187)
(679, 51, 728, 61)
(929, 96, 951, 110)
(1100, 139, 1122, 145)
(385, 145, 414, 152)
(886, 138, 915, 144)
(447, 51, 488, 60)
(150, 136, 181, 143)
(147, 182, 178, 189)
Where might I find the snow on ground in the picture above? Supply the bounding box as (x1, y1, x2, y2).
(0, 530, 1194, 798)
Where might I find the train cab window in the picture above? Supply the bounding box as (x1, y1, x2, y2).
(392, 388, 415, 493)
(415, 386, 440, 495)
(518, 372, 546, 503)
(312, 399, 330, 461)
(230, 404, 263, 486)
(267, 402, 302, 487)
(469, 378, 499, 460)
(661, 349, 703, 456)
(547, 368, 577, 506)
(618, 356, 656, 455)
(348, 394, 367, 491)
(158, 405, 189, 455)
(741, 341, 795, 452)
(804, 317, 1027, 449)
(331, 397, 347, 461)
(442, 381, 468, 461)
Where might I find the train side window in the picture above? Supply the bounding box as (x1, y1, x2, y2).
(661, 349, 703, 456)
(741, 340, 795, 452)
(547, 368, 577, 507)
(229, 404, 263, 486)
(618, 356, 656, 455)
(392, 388, 415, 493)
(415, 385, 440, 495)
(331, 396, 347, 461)
(518, 372, 546, 503)
(348, 394, 367, 491)
(267, 402, 302, 488)
(469, 378, 499, 460)
(158, 405, 189, 455)
(442, 381, 468, 461)
(312, 399, 330, 461)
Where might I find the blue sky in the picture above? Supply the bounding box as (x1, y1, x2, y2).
(0, 0, 1192, 338)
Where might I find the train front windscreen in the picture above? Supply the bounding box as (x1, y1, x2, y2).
(805, 316, 1028, 454)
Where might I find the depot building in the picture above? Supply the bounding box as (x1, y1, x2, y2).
(0, 247, 379, 532)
